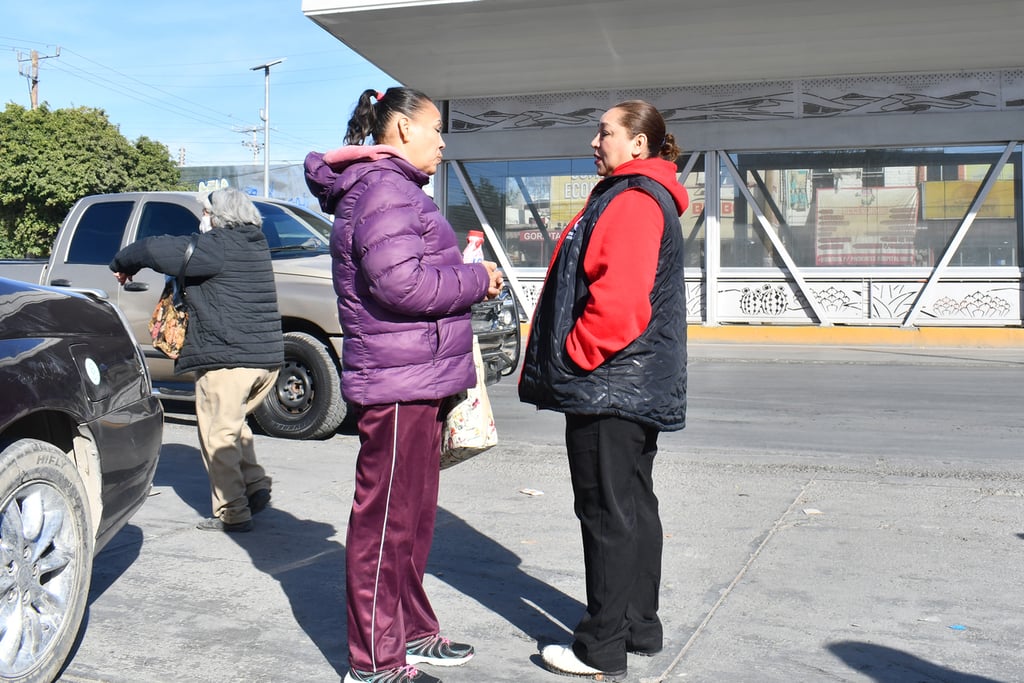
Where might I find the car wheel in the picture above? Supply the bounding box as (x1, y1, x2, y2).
(252, 331, 347, 440)
(0, 438, 94, 683)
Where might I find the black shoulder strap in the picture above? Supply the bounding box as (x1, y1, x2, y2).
(176, 235, 199, 302)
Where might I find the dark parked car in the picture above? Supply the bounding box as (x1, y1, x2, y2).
(0, 277, 163, 682)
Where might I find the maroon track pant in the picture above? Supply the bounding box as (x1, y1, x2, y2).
(346, 400, 443, 673)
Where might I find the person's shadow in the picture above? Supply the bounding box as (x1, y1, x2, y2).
(429, 507, 583, 648)
(154, 442, 582, 677)
(828, 641, 1007, 682)
(154, 443, 349, 677)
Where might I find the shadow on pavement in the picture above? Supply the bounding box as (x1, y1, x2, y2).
(154, 442, 349, 677)
(430, 507, 583, 647)
(828, 641, 1006, 683)
(73, 524, 146, 672)
(88, 525, 143, 604)
(145, 441, 581, 676)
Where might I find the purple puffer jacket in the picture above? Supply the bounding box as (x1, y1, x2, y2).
(304, 146, 490, 406)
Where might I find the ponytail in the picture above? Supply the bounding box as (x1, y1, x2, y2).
(343, 86, 433, 146)
(344, 89, 380, 145)
(660, 132, 681, 162)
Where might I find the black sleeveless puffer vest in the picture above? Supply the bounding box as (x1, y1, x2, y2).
(518, 174, 687, 431)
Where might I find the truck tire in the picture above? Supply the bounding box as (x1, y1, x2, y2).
(0, 438, 94, 683)
(253, 331, 347, 440)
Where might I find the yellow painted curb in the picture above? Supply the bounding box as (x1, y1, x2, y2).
(688, 325, 1024, 348)
(520, 323, 1024, 348)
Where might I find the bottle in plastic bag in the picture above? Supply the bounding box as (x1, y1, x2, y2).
(463, 230, 485, 263)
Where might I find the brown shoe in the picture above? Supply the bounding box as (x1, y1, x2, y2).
(196, 517, 252, 533)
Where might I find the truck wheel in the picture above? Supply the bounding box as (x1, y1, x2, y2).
(253, 331, 347, 440)
(0, 438, 94, 683)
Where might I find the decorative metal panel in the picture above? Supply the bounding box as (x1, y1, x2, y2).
(1003, 70, 1024, 110)
(918, 283, 1021, 323)
(451, 69, 1020, 132)
(514, 274, 1019, 327)
(800, 72, 1000, 117)
(718, 282, 813, 322)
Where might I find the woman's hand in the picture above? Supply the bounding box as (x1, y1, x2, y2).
(484, 261, 504, 300)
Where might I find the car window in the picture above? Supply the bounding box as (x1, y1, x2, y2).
(136, 202, 200, 241)
(255, 202, 331, 252)
(65, 201, 134, 265)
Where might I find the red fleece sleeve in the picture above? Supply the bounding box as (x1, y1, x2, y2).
(566, 189, 664, 371)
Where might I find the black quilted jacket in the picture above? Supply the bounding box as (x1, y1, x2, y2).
(110, 226, 284, 374)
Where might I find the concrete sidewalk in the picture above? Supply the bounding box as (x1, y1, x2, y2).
(59, 346, 1024, 683)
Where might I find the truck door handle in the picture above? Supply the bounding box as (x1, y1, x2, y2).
(123, 282, 150, 292)
(49, 279, 71, 287)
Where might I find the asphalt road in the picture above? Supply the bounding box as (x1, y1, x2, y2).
(496, 343, 1024, 468)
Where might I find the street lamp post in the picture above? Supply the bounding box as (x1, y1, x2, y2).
(250, 58, 285, 197)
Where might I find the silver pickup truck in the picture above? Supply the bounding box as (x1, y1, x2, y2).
(3, 192, 520, 439)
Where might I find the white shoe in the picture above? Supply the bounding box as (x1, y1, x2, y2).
(540, 644, 626, 681)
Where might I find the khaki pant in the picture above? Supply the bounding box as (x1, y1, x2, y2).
(195, 367, 279, 524)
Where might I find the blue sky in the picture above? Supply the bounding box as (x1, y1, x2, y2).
(1, 1, 399, 167)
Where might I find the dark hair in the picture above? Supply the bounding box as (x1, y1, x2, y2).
(344, 87, 434, 146)
(612, 100, 681, 162)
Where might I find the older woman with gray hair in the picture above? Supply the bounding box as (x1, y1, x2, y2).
(111, 187, 284, 533)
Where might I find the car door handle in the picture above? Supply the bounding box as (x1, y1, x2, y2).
(123, 282, 150, 292)
(49, 278, 71, 287)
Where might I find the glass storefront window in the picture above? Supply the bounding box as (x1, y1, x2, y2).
(447, 157, 705, 268)
(447, 159, 596, 268)
(444, 146, 1020, 272)
(717, 145, 1021, 268)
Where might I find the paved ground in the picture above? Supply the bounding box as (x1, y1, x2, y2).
(58, 343, 1024, 683)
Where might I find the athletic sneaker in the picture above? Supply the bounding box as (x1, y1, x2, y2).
(405, 634, 475, 667)
(343, 664, 440, 683)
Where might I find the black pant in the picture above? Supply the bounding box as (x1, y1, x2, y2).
(564, 414, 664, 672)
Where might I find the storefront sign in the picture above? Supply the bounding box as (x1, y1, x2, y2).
(921, 180, 1014, 220)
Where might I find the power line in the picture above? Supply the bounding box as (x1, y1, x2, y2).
(58, 47, 253, 129)
(48, 61, 245, 132)
(3, 40, 353, 162)
(52, 48, 332, 153)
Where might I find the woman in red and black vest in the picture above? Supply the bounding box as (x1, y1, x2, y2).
(520, 99, 689, 682)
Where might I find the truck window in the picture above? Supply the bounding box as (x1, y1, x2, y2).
(136, 202, 200, 241)
(255, 202, 331, 250)
(66, 202, 134, 265)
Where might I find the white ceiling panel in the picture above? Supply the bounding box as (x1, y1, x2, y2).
(302, 0, 1024, 99)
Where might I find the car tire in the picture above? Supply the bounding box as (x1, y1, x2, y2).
(0, 438, 94, 683)
(252, 331, 347, 440)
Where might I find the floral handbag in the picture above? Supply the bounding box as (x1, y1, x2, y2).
(148, 235, 197, 360)
(441, 337, 498, 469)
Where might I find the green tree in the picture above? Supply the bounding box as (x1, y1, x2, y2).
(0, 104, 185, 258)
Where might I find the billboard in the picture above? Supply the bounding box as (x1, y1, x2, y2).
(921, 180, 1015, 220)
(815, 187, 919, 266)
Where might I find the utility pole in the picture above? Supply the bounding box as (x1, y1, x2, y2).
(235, 126, 263, 162)
(250, 58, 284, 197)
(17, 47, 61, 109)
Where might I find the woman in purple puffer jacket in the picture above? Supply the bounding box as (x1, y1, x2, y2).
(305, 87, 503, 683)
